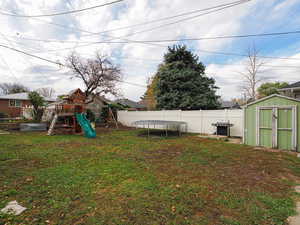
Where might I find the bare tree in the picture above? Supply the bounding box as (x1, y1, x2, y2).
(0, 82, 30, 95)
(231, 95, 247, 106)
(36, 87, 56, 98)
(239, 45, 265, 101)
(66, 51, 122, 103)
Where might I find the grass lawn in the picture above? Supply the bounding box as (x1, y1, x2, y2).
(1, 128, 300, 225)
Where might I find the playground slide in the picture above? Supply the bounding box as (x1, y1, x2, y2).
(75, 113, 96, 138)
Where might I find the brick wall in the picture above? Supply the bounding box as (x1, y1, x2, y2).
(0, 99, 32, 117)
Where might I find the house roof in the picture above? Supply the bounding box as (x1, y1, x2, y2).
(67, 88, 85, 96)
(88, 94, 112, 104)
(221, 101, 240, 109)
(243, 94, 300, 108)
(0, 92, 56, 102)
(114, 99, 146, 109)
(279, 81, 300, 90)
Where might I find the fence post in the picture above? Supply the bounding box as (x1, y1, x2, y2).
(200, 109, 202, 134)
(179, 110, 182, 121)
(225, 109, 228, 122)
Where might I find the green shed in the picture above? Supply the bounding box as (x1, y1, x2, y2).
(244, 94, 300, 152)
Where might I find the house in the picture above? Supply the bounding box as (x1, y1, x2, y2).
(0, 92, 55, 117)
(278, 81, 300, 99)
(220, 100, 241, 109)
(86, 95, 112, 119)
(114, 98, 146, 111)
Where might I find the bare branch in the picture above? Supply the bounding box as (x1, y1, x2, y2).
(36, 87, 55, 98)
(66, 51, 122, 103)
(239, 44, 265, 101)
(0, 82, 30, 95)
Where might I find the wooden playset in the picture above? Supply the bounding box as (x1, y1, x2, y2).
(47, 89, 94, 136)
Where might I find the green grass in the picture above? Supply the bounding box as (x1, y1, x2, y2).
(1, 129, 300, 224)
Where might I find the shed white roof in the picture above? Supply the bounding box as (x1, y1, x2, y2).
(243, 94, 300, 108)
(0, 92, 56, 102)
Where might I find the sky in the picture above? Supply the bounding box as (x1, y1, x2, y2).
(0, 0, 299, 101)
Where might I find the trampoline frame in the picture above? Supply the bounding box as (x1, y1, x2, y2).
(132, 120, 188, 137)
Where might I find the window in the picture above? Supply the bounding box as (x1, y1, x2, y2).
(9, 99, 21, 107)
(15, 100, 21, 107)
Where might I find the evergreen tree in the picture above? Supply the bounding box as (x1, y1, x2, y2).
(28, 91, 45, 122)
(155, 45, 220, 110)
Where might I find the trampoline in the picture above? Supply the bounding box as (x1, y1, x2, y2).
(132, 120, 188, 137)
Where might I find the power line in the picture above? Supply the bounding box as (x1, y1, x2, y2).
(7, 0, 249, 53)
(32, 44, 300, 62)
(119, 80, 147, 88)
(0, 36, 162, 64)
(53, 0, 249, 48)
(5, 36, 300, 65)
(0, 43, 148, 88)
(81, 0, 250, 37)
(0, 31, 25, 81)
(0, 44, 63, 66)
(1, 43, 299, 90)
(119, 58, 300, 69)
(0, 53, 18, 81)
(1, 5, 299, 82)
(9, 30, 300, 45)
(3, 33, 300, 64)
(101, 30, 300, 43)
(0, 39, 17, 78)
(206, 63, 300, 69)
(196, 49, 300, 61)
(103, 0, 251, 40)
(0, 0, 124, 18)
(0, 10, 165, 49)
(112, 55, 300, 67)
(0, 30, 61, 87)
(0, 0, 251, 55)
(0, 0, 248, 37)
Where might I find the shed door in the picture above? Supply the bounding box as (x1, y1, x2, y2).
(257, 106, 297, 150)
(277, 108, 293, 150)
(258, 108, 273, 148)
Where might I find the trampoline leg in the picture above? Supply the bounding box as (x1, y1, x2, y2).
(166, 125, 168, 137)
(148, 123, 150, 139)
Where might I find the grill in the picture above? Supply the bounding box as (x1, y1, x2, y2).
(211, 122, 234, 136)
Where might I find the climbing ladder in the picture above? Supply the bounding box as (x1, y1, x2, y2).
(109, 107, 118, 129)
(47, 114, 58, 136)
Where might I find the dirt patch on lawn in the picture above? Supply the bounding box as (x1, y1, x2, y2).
(143, 145, 184, 161)
(137, 130, 183, 138)
(252, 146, 298, 155)
(94, 127, 134, 135)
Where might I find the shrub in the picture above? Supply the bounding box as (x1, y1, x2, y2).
(0, 112, 8, 118)
(100, 103, 125, 123)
